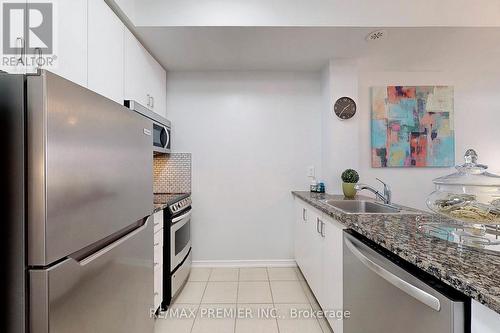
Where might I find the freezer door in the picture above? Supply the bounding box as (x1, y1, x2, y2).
(27, 71, 153, 266)
(343, 232, 467, 333)
(29, 217, 154, 333)
(1, 74, 27, 333)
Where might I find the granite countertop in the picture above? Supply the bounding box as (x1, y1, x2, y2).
(153, 193, 191, 213)
(292, 190, 500, 315)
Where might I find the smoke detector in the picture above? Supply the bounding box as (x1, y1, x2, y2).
(365, 30, 387, 42)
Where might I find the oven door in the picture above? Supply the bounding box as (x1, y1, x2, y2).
(171, 209, 192, 271)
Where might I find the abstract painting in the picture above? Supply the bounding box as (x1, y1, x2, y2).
(371, 86, 454, 168)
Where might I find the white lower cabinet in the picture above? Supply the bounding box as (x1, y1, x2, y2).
(321, 214, 345, 333)
(296, 198, 500, 333)
(294, 202, 306, 269)
(305, 208, 324, 297)
(472, 300, 500, 333)
(153, 211, 164, 311)
(295, 200, 321, 289)
(294, 198, 345, 333)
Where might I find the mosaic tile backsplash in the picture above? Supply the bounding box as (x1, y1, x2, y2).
(153, 153, 192, 194)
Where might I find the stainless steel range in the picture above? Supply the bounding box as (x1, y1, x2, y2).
(156, 194, 192, 309)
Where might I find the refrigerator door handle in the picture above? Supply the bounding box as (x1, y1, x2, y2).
(73, 217, 150, 266)
(345, 237, 441, 312)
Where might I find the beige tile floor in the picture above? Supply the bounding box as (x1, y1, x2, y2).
(155, 267, 333, 333)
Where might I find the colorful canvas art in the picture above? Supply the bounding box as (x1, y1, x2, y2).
(371, 86, 454, 168)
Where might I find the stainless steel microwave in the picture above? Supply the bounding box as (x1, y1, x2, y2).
(125, 100, 171, 154)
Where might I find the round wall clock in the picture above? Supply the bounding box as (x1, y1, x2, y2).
(334, 97, 357, 120)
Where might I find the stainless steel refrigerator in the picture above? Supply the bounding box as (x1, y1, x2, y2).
(2, 70, 155, 333)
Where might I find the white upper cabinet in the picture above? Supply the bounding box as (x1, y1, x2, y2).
(33, 0, 87, 86)
(2, 0, 87, 85)
(124, 28, 166, 116)
(0, 1, 27, 74)
(88, 0, 125, 104)
(149, 57, 166, 117)
(2, 0, 165, 111)
(123, 29, 151, 108)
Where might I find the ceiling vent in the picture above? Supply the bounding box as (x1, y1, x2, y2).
(365, 30, 387, 42)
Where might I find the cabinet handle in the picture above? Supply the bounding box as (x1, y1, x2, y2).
(35, 48, 43, 67)
(154, 242, 160, 246)
(302, 208, 307, 222)
(316, 218, 320, 234)
(16, 37, 24, 64)
(150, 95, 154, 108)
(146, 94, 151, 107)
(320, 221, 325, 238)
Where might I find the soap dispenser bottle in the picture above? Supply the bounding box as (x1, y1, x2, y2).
(310, 177, 318, 192)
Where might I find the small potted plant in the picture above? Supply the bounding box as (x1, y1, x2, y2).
(341, 169, 359, 199)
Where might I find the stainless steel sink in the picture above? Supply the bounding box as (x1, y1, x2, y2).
(323, 200, 401, 214)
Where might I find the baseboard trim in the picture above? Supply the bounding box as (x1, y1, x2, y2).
(191, 259, 297, 268)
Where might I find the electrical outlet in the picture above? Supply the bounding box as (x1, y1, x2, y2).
(307, 166, 315, 177)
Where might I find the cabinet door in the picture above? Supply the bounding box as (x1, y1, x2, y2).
(153, 229, 163, 310)
(149, 58, 166, 117)
(472, 300, 500, 333)
(0, 1, 27, 74)
(30, 0, 87, 86)
(123, 28, 150, 108)
(294, 200, 307, 270)
(322, 216, 345, 333)
(308, 212, 324, 297)
(88, 0, 124, 104)
(123, 28, 166, 116)
(294, 201, 324, 298)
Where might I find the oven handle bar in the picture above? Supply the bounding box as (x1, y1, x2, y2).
(345, 237, 441, 312)
(172, 209, 192, 224)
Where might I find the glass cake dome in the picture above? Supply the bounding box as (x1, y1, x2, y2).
(426, 149, 500, 225)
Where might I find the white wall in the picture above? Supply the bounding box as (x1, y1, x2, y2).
(134, 0, 500, 27)
(167, 67, 500, 262)
(320, 67, 500, 210)
(166, 71, 322, 261)
(358, 70, 500, 209)
(321, 61, 359, 192)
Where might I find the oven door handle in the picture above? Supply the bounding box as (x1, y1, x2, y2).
(172, 210, 192, 224)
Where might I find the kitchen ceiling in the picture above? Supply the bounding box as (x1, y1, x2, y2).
(135, 27, 500, 72)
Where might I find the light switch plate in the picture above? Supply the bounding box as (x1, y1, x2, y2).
(307, 166, 315, 177)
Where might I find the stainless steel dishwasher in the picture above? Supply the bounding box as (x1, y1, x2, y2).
(343, 230, 470, 333)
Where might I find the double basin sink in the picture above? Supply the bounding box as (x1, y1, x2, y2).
(323, 199, 402, 214)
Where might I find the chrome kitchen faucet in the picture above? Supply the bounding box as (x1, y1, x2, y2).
(354, 178, 392, 205)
